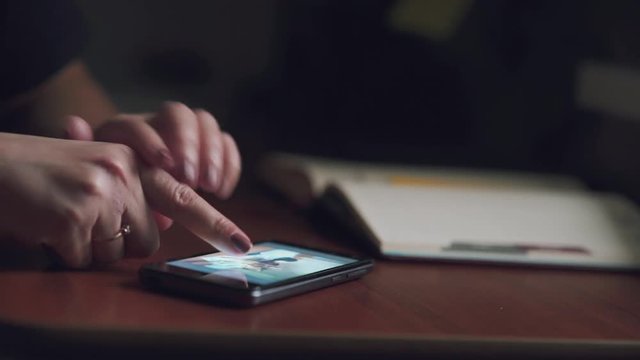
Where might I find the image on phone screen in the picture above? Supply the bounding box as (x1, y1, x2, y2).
(166, 241, 359, 288)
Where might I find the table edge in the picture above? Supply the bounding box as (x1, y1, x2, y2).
(2, 320, 640, 359)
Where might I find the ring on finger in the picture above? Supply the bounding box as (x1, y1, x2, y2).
(110, 224, 132, 241)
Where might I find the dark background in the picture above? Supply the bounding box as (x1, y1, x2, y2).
(77, 0, 640, 201)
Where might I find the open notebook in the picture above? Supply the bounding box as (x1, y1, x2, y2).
(260, 153, 640, 270)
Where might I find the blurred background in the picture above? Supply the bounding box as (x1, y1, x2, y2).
(77, 0, 640, 201)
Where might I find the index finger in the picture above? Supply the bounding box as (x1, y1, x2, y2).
(140, 167, 252, 254)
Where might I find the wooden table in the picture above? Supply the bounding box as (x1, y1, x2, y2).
(2, 185, 640, 359)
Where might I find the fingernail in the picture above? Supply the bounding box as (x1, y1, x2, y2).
(157, 149, 175, 169)
(230, 232, 252, 253)
(207, 166, 220, 190)
(184, 162, 197, 185)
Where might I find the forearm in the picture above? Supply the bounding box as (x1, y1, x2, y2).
(0, 135, 22, 236)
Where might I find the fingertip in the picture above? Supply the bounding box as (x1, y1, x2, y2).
(216, 186, 234, 200)
(64, 115, 94, 141)
(230, 231, 252, 254)
(201, 225, 251, 255)
(159, 100, 192, 118)
(153, 212, 174, 231)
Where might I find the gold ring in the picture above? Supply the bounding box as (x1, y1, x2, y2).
(112, 224, 131, 241)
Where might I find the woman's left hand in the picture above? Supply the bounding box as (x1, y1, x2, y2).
(65, 101, 242, 199)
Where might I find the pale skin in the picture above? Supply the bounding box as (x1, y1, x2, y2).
(0, 59, 251, 268)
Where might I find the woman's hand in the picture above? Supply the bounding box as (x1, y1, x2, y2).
(66, 102, 242, 199)
(0, 133, 251, 268)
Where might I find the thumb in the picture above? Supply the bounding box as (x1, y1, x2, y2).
(64, 115, 94, 141)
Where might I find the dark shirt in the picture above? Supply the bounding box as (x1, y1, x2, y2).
(0, 0, 85, 102)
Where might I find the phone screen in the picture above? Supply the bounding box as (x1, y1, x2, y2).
(167, 241, 359, 288)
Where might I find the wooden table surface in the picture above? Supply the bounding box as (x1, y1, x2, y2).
(2, 185, 640, 359)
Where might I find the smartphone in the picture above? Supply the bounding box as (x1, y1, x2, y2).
(139, 240, 374, 307)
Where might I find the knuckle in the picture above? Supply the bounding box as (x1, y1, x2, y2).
(59, 206, 84, 230)
(171, 183, 198, 208)
(96, 144, 136, 179)
(78, 165, 106, 196)
(110, 143, 136, 162)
